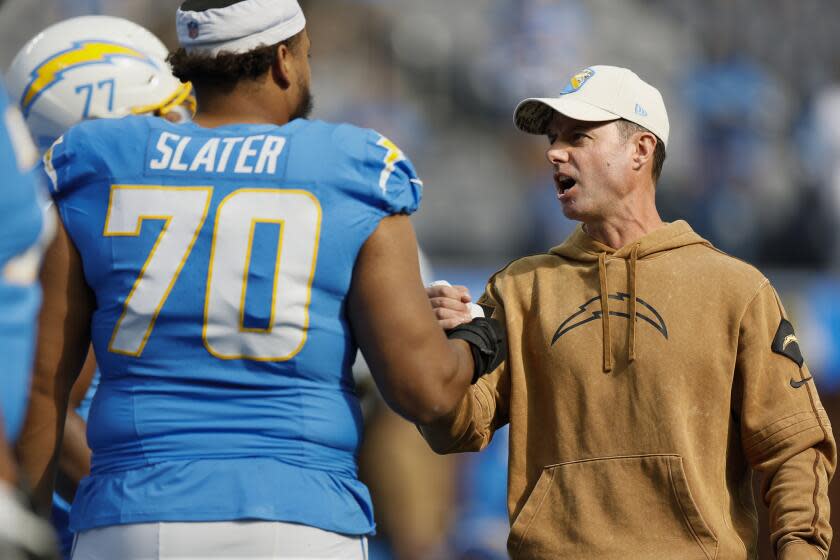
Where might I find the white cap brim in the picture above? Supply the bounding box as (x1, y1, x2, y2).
(514, 97, 620, 135)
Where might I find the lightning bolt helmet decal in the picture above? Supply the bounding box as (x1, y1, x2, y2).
(20, 40, 158, 117)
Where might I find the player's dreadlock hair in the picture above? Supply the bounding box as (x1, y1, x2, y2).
(168, 31, 303, 94)
(616, 119, 666, 183)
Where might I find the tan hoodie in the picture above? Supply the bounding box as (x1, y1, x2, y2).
(421, 221, 835, 559)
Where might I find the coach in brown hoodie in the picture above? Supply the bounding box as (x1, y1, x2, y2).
(422, 66, 835, 559)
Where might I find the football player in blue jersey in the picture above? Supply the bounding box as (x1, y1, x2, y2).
(17, 0, 503, 558)
(6, 16, 198, 559)
(0, 76, 59, 560)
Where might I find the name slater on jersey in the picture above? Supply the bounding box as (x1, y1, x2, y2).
(148, 132, 287, 174)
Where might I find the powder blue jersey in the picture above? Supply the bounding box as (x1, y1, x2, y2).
(0, 80, 46, 442)
(43, 115, 422, 535)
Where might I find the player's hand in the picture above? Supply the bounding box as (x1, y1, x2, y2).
(426, 281, 480, 330)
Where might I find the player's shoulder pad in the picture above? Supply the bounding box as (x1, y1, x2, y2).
(42, 116, 144, 196)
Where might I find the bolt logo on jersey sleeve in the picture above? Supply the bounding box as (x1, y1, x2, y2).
(45, 115, 422, 536)
(376, 135, 407, 193)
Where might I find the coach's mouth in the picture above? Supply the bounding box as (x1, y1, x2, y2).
(555, 174, 577, 194)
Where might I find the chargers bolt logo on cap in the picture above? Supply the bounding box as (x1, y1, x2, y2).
(188, 20, 200, 39)
(560, 68, 595, 95)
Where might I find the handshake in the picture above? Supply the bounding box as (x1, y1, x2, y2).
(426, 281, 506, 384)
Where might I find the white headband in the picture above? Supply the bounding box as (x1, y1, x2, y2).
(176, 0, 306, 55)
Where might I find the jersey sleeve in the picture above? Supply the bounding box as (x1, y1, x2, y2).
(40, 122, 104, 201)
(332, 125, 422, 216)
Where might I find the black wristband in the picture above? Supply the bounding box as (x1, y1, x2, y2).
(446, 317, 506, 384)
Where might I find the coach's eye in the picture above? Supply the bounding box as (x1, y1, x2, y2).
(547, 133, 558, 145)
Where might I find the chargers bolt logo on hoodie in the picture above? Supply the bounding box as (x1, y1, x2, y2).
(551, 292, 668, 346)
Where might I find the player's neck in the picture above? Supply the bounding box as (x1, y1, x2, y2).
(192, 87, 293, 128)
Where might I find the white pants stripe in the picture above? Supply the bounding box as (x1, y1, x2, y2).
(71, 521, 368, 560)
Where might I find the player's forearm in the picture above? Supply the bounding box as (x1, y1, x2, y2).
(17, 220, 93, 514)
(0, 430, 18, 486)
(17, 341, 88, 513)
(373, 337, 474, 425)
(429, 339, 477, 417)
(15, 388, 70, 515)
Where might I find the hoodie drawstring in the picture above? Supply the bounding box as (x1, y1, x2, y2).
(599, 244, 640, 372)
(627, 244, 639, 363)
(598, 252, 612, 372)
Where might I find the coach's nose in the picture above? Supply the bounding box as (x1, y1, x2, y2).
(546, 142, 570, 166)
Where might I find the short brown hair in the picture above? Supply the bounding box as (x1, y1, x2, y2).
(168, 32, 302, 94)
(615, 119, 666, 183)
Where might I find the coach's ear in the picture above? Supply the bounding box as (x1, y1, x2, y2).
(631, 130, 657, 173)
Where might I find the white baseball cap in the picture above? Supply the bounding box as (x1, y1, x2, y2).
(514, 65, 669, 148)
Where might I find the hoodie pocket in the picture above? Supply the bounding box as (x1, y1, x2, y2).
(509, 454, 718, 560)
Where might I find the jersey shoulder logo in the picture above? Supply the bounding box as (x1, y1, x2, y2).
(42, 135, 64, 192)
(375, 136, 406, 194)
(771, 318, 804, 367)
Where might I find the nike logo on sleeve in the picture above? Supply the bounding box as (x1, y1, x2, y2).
(789, 377, 813, 389)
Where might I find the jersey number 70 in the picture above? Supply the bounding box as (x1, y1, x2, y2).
(103, 185, 321, 361)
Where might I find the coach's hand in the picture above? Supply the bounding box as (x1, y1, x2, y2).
(426, 281, 479, 329)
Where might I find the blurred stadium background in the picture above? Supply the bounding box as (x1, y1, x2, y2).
(2, 0, 839, 558)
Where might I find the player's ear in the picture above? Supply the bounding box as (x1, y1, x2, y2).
(271, 43, 293, 89)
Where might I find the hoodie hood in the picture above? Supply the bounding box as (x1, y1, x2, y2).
(548, 220, 712, 372)
(549, 220, 712, 262)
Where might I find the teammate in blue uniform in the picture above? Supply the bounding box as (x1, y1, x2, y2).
(17, 1, 498, 558)
(5, 17, 198, 558)
(0, 81, 46, 444)
(0, 77, 58, 560)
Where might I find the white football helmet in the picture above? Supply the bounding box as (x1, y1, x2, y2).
(5, 15, 195, 151)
